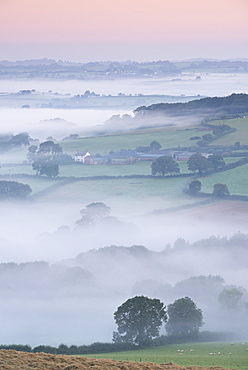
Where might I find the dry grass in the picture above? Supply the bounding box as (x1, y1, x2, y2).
(0, 350, 237, 370)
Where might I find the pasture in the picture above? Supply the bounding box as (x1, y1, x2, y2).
(84, 342, 248, 369)
(60, 127, 202, 156)
(211, 117, 248, 146)
(33, 176, 199, 216)
(200, 163, 248, 196)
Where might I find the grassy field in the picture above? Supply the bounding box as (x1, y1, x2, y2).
(60, 127, 202, 156)
(83, 342, 248, 369)
(0, 161, 191, 178)
(34, 176, 199, 216)
(210, 118, 248, 146)
(200, 163, 248, 196)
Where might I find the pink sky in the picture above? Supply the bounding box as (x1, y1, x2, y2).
(0, 0, 247, 61)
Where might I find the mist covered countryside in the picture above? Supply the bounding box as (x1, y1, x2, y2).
(0, 66, 248, 347)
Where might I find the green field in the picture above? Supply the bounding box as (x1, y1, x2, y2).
(33, 176, 199, 215)
(200, 163, 248, 196)
(210, 118, 248, 146)
(61, 127, 202, 156)
(83, 342, 248, 369)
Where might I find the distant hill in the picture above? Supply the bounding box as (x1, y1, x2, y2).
(134, 93, 248, 120)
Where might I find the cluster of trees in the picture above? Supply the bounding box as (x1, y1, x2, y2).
(151, 153, 226, 177)
(190, 125, 233, 147)
(0, 132, 30, 153)
(187, 153, 226, 175)
(189, 180, 230, 197)
(151, 155, 180, 176)
(27, 140, 64, 177)
(0, 180, 32, 199)
(134, 93, 248, 120)
(76, 202, 112, 226)
(113, 296, 204, 346)
(136, 140, 162, 153)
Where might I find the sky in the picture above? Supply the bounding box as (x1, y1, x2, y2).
(0, 0, 248, 62)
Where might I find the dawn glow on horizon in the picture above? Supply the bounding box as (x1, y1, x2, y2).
(0, 0, 247, 61)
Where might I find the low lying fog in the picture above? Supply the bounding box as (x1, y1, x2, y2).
(0, 74, 247, 347)
(1, 73, 248, 96)
(0, 199, 247, 346)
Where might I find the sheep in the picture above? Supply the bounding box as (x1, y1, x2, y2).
(190, 349, 194, 352)
(218, 352, 221, 355)
(209, 353, 216, 355)
(229, 352, 232, 355)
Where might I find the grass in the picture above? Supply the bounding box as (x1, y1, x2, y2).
(60, 127, 202, 156)
(35, 176, 199, 215)
(200, 163, 248, 196)
(83, 342, 248, 369)
(209, 118, 248, 146)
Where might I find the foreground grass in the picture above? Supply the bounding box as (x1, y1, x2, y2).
(83, 342, 248, 369)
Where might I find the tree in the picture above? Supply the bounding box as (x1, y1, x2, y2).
(38, 141, 62, 157)
(188, 180, 201, 194)
(208, 154, 226, 170)
(212, 183, 230, 196)
(9, 132, 30, 147)
(166, 297, 204, 338)
(149, 140, 161, 151)
(32, 159, 59, 177)
(202, 133, 214, 142)
(113, 296, 167, 346)
(151, 156, 180, 176)
(0, 180, 32, 199)
(187, 153, 213, 175)
(76, 202, 111, 226)
(27, 145, 38, 162)
(218, 288, 243, 310)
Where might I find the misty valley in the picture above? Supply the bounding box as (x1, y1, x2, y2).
(0, 61, 248, 350)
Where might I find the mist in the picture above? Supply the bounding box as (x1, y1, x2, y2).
(0, 72, 248, 347)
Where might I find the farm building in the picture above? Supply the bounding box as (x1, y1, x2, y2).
(74, 151, 90, 163)
(74, 149, 139, 165)
(74, 149, 207, 165)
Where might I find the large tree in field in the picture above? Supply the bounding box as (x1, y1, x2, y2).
(151, 156, 180, 176)
(113, 296, 167, 346)
(32, 159, 59, 177)
(208, 154, 226, 170)
(187, 153, 213, 175)
(212, 183, 230, 196)
(166, 297, 204, 338)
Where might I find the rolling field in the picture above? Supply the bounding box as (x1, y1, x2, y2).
(33, 176, 198, 215)
(211, 118, 248, 146)
(60, 127, 202, 156)
(84, 342, 248, 369)
(200, 163, 248, 196)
